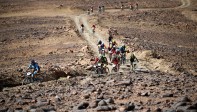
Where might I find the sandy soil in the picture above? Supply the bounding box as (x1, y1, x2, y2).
(0, 0, 197, 111)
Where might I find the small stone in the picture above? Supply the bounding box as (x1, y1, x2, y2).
(105, 98, 114, 104)
(97, 94, 104, 99)
(83, 94, 90, 99)
(0, 107, 8, 112)
(55, 95, 61, 102)
(125, 103, 135, 111)
(42, 106, 56, 111)
(108, 105, 116, 110)
(174, 102, 187, 108)
(141, 92, 150, 96)
(116, 79, 131, 86)
(154, 108, 162, 112)
(77, 102, 89, 110)
(96, 106, 110, 111)
(162, 93, 173, 98)
(98, 100, 107, 106)
(89, 101, 98, 108)
(179, 96, 191, 102)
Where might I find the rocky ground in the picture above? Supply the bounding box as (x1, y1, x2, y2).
(0, 0, 197, 111)
(0, 72, 197, 111)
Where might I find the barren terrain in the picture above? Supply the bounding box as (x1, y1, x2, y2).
(0, 0, 197, 111)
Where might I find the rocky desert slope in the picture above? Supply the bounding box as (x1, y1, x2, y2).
(0, 0, 197, 111)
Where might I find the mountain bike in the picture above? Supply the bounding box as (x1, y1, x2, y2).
(111, 63, 119, 72)
(92, 63, 109, 75)
(21, 71, 49, 85)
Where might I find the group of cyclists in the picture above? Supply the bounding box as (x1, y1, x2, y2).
(94, 28, 139, 73)
(26, 3, 140, 82)
(121, 2, 139, 11)
(87, 5, 105, 15)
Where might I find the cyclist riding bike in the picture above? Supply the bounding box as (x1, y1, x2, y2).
(92, 24, 96, 33)
(81, 24, 84, 32)
(111, 52, 120, 72)
(119, 45, 127, 64)
(87, 9, 90, 15)
(108, 35, 113, 47)
(91, 6, 93, 13)
(99, 43, 106, 55)
(130, 53, 139, 71)
(27, 60, 40, 80)
(112, 40, 117, 47)
(120, 45, 126, 54)
(95, 55, 108, 67)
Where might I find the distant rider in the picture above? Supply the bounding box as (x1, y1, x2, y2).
(120, 45, 127, 64)
(130, 53, 139, 71)
(28, 60, 40, 79)
(112, 40, 117, 47)
(91, 6, 94, 13)
(81, 24, 84, 32)
(99, 43, 106, 55)
(92, 24, 96, 33)
(95, 55, 108, 68)
(111, 51, 120, 72)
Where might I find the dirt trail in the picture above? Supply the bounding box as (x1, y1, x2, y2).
(73, 14, 151, 73)
(105, 0, 190, 12)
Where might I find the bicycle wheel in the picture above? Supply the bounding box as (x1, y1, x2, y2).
(22, 77, 31, 85)
(104, 67, 110, 74)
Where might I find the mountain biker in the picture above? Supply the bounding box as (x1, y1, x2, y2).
(28, 60, 40, 79)
(108, 35, 113, 47)
(101, 5, 105, 12)
(111, 46, 116, 54)
(99, 43, 106, 54)
(120, 45, 126, 53)
(95, 55, 108, 67)
(120, 45, 127, 64)
(129, 3, 133, 10)
(87, 9, 90, 15)
(91, 6, 93, 13)
(98, 6, 102, 13)
(81, 24, 84, 32)
(112, 40, 117, 47)
(121, 4, 124, 11)
(111, 52, 120, 72)
(130, 53, 139, 71)
(135, 3, 138, 10)
(92, 24, 96, 33)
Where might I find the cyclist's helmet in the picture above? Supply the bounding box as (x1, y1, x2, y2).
(98, 40, 102, 44)
(31, 60, 36, 64)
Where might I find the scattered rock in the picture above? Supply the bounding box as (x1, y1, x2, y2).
(140, 91, 150, 96)
(174, 102, 187, 108)
(89, 101, 98, 108)
(83, 94, 90, 99)
(77, 102, 89, 110)
(125, 102, 135, 111)
(98, 100, 107, 106)
(162, 93, 173, 98)
(116, 79, 132, 86)
(0, 107, 8, 112)
(96, 106, 111, 111)
(105, 98, 115, 104)
(179, 96, 191, 102)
